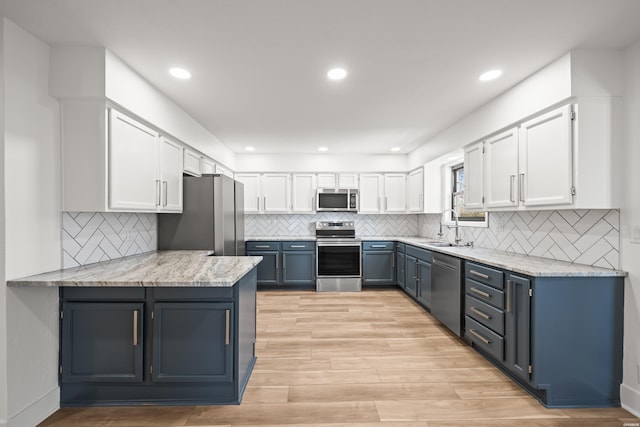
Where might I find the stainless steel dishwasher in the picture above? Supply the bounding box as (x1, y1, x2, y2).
(431, 252, 463, 336)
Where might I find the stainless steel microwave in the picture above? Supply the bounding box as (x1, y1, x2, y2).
(316, 188, 358, 212)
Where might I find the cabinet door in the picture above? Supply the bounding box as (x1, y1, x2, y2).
(384, 174, 407, 212)
(247, 251, 281, 285)
(291, 174, 317, 213)
(407, 168, 424, 212)
(152, 302, 233, 383)
(159, 137, 183, 212)
(202, 158, 215, 174)
(363, 251, 395, 285)
(235, 174, 260, 213)
(416, 260, 432, 308)
(338, 173, 359, 189)
(405, 255, 418, 297)
(485, 128, 519, 208)
(463, 141, 484, 210)
(505, 274, 532, 383)
(282, 251, 315, 285)
(109, 110, 159, 211)
(61, 302, 144, 383)
(396, 251, 406, 289)
(359, 174, 383, 213)
(262, 174, 290, 212)
(317, 173, 337, 188)
(519, 105, 573, 207)
(183, 149, 202, 176)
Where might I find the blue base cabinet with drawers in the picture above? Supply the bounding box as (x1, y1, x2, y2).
(59, 269, 257, 406)
(403, 245, 432, 309)
(362, 241, 396, 286)
(246, 241, 315, 288)
(464, 261, 624, 408)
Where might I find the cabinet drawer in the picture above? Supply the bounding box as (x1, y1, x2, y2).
(406, 245, 432, 262)
(61, 287, 145, 301)
(465, 279, 504, 309)
(363, 241, 395, 251)
(152, 287, 234, 301)
(282, 241, 315, 251)
(466, 316, 504, 362)
(396, 243, 406, 253)
(465, 295, 504, 335)
(465, 262, 504, 289)
(246, 241, 280, 251)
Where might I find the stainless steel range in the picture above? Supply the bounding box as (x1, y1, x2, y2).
(315, 221, 362, 292)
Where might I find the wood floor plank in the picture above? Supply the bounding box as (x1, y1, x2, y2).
(287, 382, 459, 402)
(241, 386, 289, 404)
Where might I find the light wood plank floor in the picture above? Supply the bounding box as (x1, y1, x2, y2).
(40, 289, 639, 426)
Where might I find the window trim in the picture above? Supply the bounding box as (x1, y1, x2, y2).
(442, 160, 489, 228)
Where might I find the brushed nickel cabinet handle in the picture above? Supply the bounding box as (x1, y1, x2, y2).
(506, 279, 512, 313)
(469, 329, 491, 345)
(469, 270, 490, 280)
(255, 245, 270, 249)
(371, 245, 386, 248)
(519, 174, 525, 202)
(510, 175, 515, 202)
(225, 310, 230, 345)
(133, 310, 138, 346)
(275, 253, 279, 270)
(162, 181, 168, 207)
(283, 254, 286, 269)
(156, 180, 161, 206)
(257, 196, 260, 210)
(470, 307, 491, 320)
(290, 245, 306, 248)
(469, 287, 491, 299)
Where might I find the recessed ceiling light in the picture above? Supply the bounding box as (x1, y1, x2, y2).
(390, 147, 401, 152)
(169, 67, 191, 80)
(318, 147, 328, 152)
(327, 68, 347, 80)
(479, 69, 502, 81)
(245, 146, 255, 151)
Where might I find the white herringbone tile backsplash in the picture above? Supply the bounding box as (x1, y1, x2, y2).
(419, 209, 620, 269)
(246, 213, 419, 237)
(62, 212, 157, 268)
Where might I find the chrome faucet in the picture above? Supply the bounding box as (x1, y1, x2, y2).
(439, 209, 462, 245)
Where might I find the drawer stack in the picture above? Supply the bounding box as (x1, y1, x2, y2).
(464, 261, 505, 361)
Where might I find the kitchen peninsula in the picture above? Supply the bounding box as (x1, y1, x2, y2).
(8, 251, 262, 407)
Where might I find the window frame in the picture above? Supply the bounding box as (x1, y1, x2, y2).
(442, 160, 489, 228)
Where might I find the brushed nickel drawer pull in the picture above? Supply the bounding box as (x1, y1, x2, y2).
(506, 279, 512, 313)
(470, 307, 491, 320)
(371, 245, 386, 248)
(510, 175, 515, 202)
(469, 269, 490, 280)
(290, 245, 306, 248)
(470, 287, 491, 298)
(254, 245, 271, 249)
(469, 329, 491, 345)
(225, 310, 230, 345)
(133, 310, 138, 346)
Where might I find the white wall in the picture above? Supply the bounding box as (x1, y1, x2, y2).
(235, 153, 408, 172)
(620, 39, 640, 417)
(2, 19, 61, 426)
(0, 18, 7, 427)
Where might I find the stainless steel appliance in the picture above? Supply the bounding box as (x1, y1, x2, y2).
(431, 252, 463, 336)
(316, 188, 358, 212)
(315, 221, 361, 292)
(158, 174, 245, 255)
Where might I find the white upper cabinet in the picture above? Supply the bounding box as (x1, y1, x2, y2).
(108, 110, 160, 211)
(463, 141, 485, 210)
(317, 173, 358, 189)
(291, 174, 316, 213)
(519, 104, 573, 207)
(484, 127, 519, 208)
(384, 174, 407, 212)
(359, 174, 384, 213)
(183, 148, 203, 177)
(235, 174, 260, 214)
(215, 164, 234, 179)
(407, 167, 424, 212)
(159, 137, 184, 212)
(202, 158, 215, 174)
(262, 174, 290, 213)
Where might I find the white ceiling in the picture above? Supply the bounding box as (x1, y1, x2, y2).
(3, 0, 640, 155)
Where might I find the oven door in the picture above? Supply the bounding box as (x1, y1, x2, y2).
(316, 240, 361, 277)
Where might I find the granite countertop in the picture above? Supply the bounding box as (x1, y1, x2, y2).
(246, 236, 626, 278)
(246, 236, 316, 241)
(7, 251, 263, 288)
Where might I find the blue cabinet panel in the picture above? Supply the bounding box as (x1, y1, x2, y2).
(282, 251, 315, 285)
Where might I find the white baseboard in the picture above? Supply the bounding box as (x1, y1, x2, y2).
(622, 383, 640, 418)
(8, 387, 59, 427)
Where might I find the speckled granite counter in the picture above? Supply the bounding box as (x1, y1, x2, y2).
(245, 235, 315, 241)
(246, 236, 625, 277)
(7, 250, 263, 287)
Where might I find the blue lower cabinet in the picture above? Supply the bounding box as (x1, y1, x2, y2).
(246, 241, 281, 286)
(152, 302, 233, 383)
(247, 241, 315, 288)
(403, 245, 432, 308)
(61, 302, 144, 384)
(415, 259, 432, 309)
(59, 269, 257, 406)
(362, 241, 396, 286)
(282, 251, 315, 285)
(396, 248, 406, 289)
(405, 255, 418, 297)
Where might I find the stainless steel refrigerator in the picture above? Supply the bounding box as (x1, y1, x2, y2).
(158, 174, 245, 255)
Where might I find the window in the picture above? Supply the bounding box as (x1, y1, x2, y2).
(443, 161, 488, 227)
